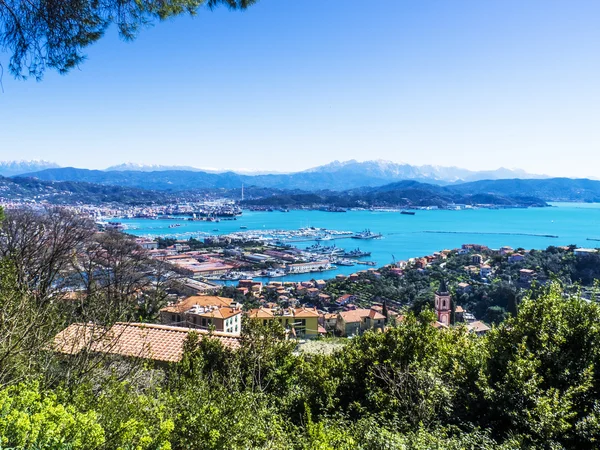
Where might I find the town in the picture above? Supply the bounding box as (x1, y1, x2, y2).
(55, 215, 600, 354)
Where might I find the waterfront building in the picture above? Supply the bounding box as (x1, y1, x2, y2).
(135, 237, 159, 250)
(286, 260, 331, 274)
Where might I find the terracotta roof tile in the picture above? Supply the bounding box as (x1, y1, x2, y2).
(339, 309, 378, 323)
(247, 308, 275, 319)
(53, 322, 241, 363)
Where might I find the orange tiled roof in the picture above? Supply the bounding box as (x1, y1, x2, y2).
(339, 309, 374, 323)
(161, 296, 234, 314)
(54, 322, 240, 363)
(368, 309, 386, 320)
(247, 308, 275, 319)
(293, 307, 319, 318)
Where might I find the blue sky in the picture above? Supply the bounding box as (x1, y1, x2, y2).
(1, 0, 599, 176)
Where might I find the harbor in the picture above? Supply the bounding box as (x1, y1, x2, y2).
(118, 203, 600, 282)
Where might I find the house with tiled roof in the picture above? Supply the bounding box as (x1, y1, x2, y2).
(335, 293, 355, 306)
(319, 312, 338, 332)
(466, 320, 491, 336)
(336, 308, 385, 336)
(159, 296, 242, 335)
(53, 322, 241, 363)
(246, 306, 320, 338)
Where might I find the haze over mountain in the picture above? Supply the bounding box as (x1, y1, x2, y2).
(12, 159, 549, 191)
(106, 163, 209, 173)
(0, 160, 60, 177)
(303, 160, 546, 184)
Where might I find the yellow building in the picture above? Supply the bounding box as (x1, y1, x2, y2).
(247, 307, 320, 338)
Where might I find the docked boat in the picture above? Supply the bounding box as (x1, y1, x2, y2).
(334, 259, 355, 266)
(356, 260, 377, 266)
(305, 243, 344, 255)
(105, 221, 124, 230)
(266, 269, 286, 278)
(342, 248, 372, 258)
(351, 229, 382, 240)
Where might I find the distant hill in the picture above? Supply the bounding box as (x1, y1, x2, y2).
(0, 176, 172, 205)
(243, 180, 548, 209)
(0, 160, 60, 177)
(451, 178, 600, 202)
(17, 160, 549, 192)
(6, 175, 591, 208)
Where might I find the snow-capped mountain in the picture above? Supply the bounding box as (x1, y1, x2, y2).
(304, 160, 547, 183)
(0, 160, 60, 177)
(105, 163, 208, 172)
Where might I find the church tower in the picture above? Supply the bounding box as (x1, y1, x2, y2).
(435, 280, 451, 326)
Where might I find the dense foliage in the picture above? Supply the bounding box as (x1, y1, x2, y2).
(1, 208, 600, 448)
(2, 284, 600, 448)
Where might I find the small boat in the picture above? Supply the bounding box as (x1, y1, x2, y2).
(400, 210, 416, 215)
(212, 228, 219, 231)
(240, 226, 248, 229)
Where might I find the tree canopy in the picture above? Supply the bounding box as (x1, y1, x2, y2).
(0, 0, 256, 79)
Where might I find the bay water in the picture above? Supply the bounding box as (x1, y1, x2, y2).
(120, 203, 600, 282)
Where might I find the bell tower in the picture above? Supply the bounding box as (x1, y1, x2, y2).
(435, 280, 451, 326)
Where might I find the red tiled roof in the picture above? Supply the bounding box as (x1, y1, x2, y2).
(247, 308, 275, 319)
(53, 322, 240, 363)
(339, 309, 375, 323)
(368, 309, 386, 320)
(293, 307, 319, 318)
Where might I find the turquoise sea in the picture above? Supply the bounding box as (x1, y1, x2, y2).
(120, 203, 600, 282)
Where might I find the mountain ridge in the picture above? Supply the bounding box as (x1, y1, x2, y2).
(14, 160, 550, 192)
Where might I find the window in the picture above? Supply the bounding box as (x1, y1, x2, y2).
(202, 318, 207, 327)
(263, 320, 267, 326)
(171, 314, 176, 322)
